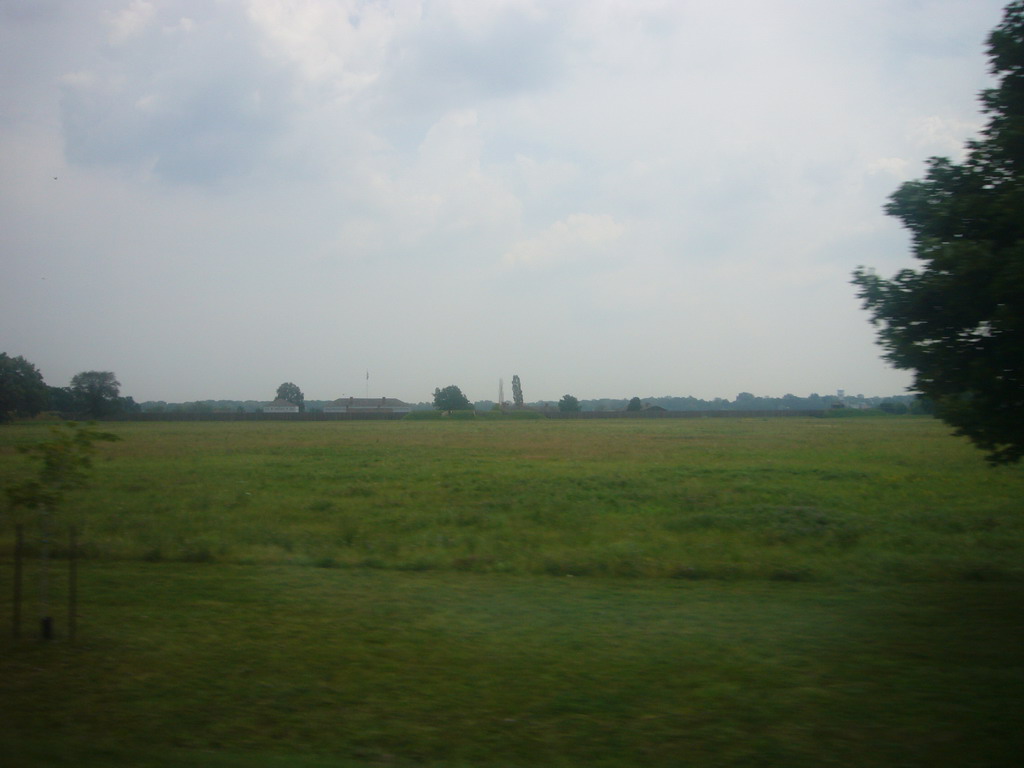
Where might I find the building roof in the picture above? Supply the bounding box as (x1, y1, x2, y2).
(326, 397, 411, 408)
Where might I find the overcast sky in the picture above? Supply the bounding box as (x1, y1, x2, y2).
(0, 0, 1008, 404)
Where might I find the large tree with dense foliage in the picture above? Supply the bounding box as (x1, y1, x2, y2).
(558, 394, 581, 413)
(70, 371, 121, 418)
(852, 1, 1024, 464)
(432, 385, 471, 412)
(276, 382, 305, 411)
(0, 353, 48, 421)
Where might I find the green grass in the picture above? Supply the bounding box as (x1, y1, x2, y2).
(2, 417, 1021, 582)
(2, 565, 1022, 767)
(1, 417, 1022, 766)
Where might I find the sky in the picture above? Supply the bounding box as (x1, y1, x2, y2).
(0, 0, 1009, 405)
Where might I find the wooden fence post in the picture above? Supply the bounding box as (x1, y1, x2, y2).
(69, 525, 78, 643)
(40, 508, 52, 640)
(13, 524, 23, 640)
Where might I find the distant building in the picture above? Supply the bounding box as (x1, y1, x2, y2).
(323, 397, 412, 415)
(263, 398, 299, 413)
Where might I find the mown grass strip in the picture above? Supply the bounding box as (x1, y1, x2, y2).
(1, 563, 1022, 767)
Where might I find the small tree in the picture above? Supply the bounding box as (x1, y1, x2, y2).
(511, 375, 524, 408)
(626, 397, 642, 412)
(6, 422, 120, 639)
(558, 394, 581, 412)
(276, 382, 305, 412)
(433, 385, 472, 412)
(70, 371, 121, 418)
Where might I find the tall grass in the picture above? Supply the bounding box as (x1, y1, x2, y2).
(1, 417, 1021, 583)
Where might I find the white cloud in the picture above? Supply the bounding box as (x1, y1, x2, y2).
(245, 0, 404, 98)
(59, 70, 98, 89)
(311, 108, 521, 263)
(867, 157, 911, 178)
(513, 154, 578, 196)
(107, 0, 155, 44)
(164, 17, 195, 34)
(503, 213, 626, 268)
(909, 114, 984, 159)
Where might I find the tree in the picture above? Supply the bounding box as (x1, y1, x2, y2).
(70, 371, 121, 418)
(733, 392, 761, 410)
(626, 397, 642, 412)
(276, 382, 305, 412)
(433, 385, 472, 412)
(511, 375, 524, 408)
(118, 396, 141, 414)
(852, 1, 1024, 464)
(0, 353, 48, 422)
(47, 386, 77, 414)
(558, 394, 581, 412)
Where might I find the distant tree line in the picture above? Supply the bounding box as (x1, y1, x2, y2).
(468, 392, 929, 414)
(2, 353, 926, 421)
(1, 353, 137, 421)
(137, 392, 927, 416)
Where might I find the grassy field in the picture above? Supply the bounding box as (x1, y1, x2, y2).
(1, 416, 1022, 766)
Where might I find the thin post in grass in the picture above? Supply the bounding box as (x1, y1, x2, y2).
(40, 507, 52, 640)
(69, 524, 78, 643)
(13, 523, 24, 639)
